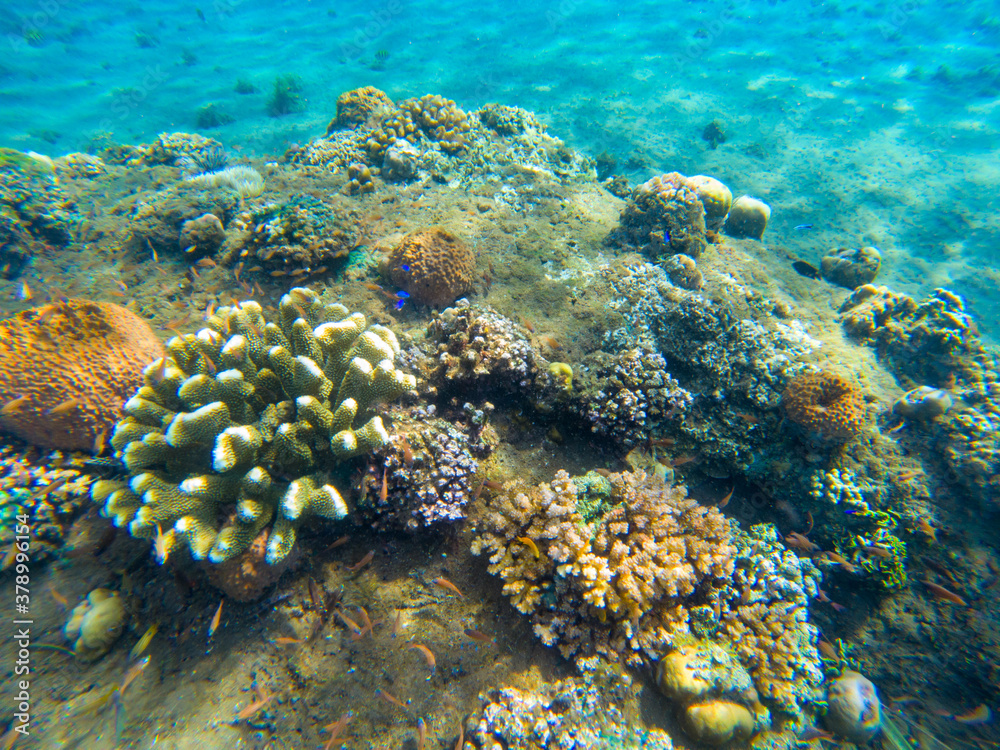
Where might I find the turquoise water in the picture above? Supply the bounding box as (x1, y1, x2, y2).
(3, 0, 999, 329)
(3, 2, 1000, 748)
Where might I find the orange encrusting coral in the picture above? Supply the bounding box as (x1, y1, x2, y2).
(782, 370, 867, 441)
(0, 299, 164, 450)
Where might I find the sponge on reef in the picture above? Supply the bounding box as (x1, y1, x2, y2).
(94, 288, 415, 566)
(0, 299, 164, 450)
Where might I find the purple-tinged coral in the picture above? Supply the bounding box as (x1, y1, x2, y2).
(359, 414, 487, 530)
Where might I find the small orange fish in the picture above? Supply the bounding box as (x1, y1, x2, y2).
(916, 517, 937, 542)
(154, 523, 169, 564)
(399, 435, 414, 466)
(668, 453, 698, 468)
(417, 718, 426, 750)
(120, 655, 150, 695)
(516, 536, 541, 560)
(47, 398, 80, 416)
(208, 599, 225, 637)
(48, 585, 69, 610)
(824, 551, 857, 574)
(18, 280, 33, 301)
(380, 468, 388, 503)
(391, 610, 403, 638)
(195, 257, 217, 268)
(862, 544, 892, 559)
(336, 609, 363, 635)
(538, 335, 561, 350)
(236, 689, 274, 721)
(785, 532, 819, 553)
(322, 711, 354, 750)
(408, 643, 436, 675)
(270, 270, 287, 277)
(376, 688, 407, 709)
(454, 720, 464, 750)
(93, 429, 108, 456)
(817, 639, 837, 660)
(114, 279, 129, 292)
(329, 535, 350, 550)
(954, 704, 991, 725)
(34, 477, 69, 498)
(347, 550, 375, 572)
(464, 628, 494, 643)
(717, 486, 734, 509)
(923, 580, 967, 606)
(433, 577, 464, 598)
(234, 262, 244, 283)
(273, 636, 304, 645)
(362, 282, 384, 292)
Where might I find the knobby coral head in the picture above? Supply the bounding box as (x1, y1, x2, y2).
(782, 370, 867, 442)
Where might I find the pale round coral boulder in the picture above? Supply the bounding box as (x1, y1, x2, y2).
(723, 195, 771, 239)
(682, 700, 755, 746)
(824, 670, 881, 744)
(687, 175, 732, 229)
(63, 588, 126, 661)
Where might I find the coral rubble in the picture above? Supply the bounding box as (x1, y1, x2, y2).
(93, 288, 415, 567)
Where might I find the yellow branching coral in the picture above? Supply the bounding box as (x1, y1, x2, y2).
(472, 469, 736, 666)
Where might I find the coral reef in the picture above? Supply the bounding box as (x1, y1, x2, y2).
(893, 386, 953, 421)
(381, 227, 476, 307)
(655, 639, 765, 745)
(722, 196, 770, 240)
(782, 370, 868, 442)
(824, 671, 881, 743)
(138, 132, 225, 167)
(467, 659, 673, 750)
(287, 129, 369, 172)
(715, 524, 825, 715)
(93, 288, 415, 568)
(840, 285, 993, 391)
(0, 443, 92, 560)
(53, 152, 108, 180)
(230, 195, 358, 273)
(601, 261, 819, 469)
(366, 94, 472, 160)
(0, 299, 164, 451)
(573, 349, 693, 448)
(344, 162, 375, 195)
(356, 414, 487, 530)
(184, 165, 264, 199)
(126, 182, 241, 257)
(472, 470, 735, 666)
(473, 471, 824, 718)
(0, 147, 75, 279)
(63, 588, 125, 661)
(477, 103, 545, 136)
(179, 213, 226, 255)
(820, 246, 881, 289)
(686, 175, 732, 230)
(424, 303, 539, 397)
(660, 253, 703, 290)
(618, 173, 708, 259)
(327, 86, 394, 131)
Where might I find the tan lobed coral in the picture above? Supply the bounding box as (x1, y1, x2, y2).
(328, 86, 395, 131)
(782, 370, 867, 442)
(382, 227, 476, 307)
(471, 469, 735, 667)
(0, 299, 164, 450)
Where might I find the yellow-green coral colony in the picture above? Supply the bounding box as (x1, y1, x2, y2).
(92, 287, 415, 565)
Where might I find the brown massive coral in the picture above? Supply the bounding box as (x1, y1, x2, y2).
(782, 370, 867, 442)
(0, 299, 164, 450)
(328, 86, 394, 131)
(618, 172, 708, 260)
(383, 227, 476, 307)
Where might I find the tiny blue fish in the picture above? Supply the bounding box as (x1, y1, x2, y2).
(400, 264, 410, 272)
(395, 290, 410, 299)
(794, 224, 813, 230)
(394, 299, 406, 310)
